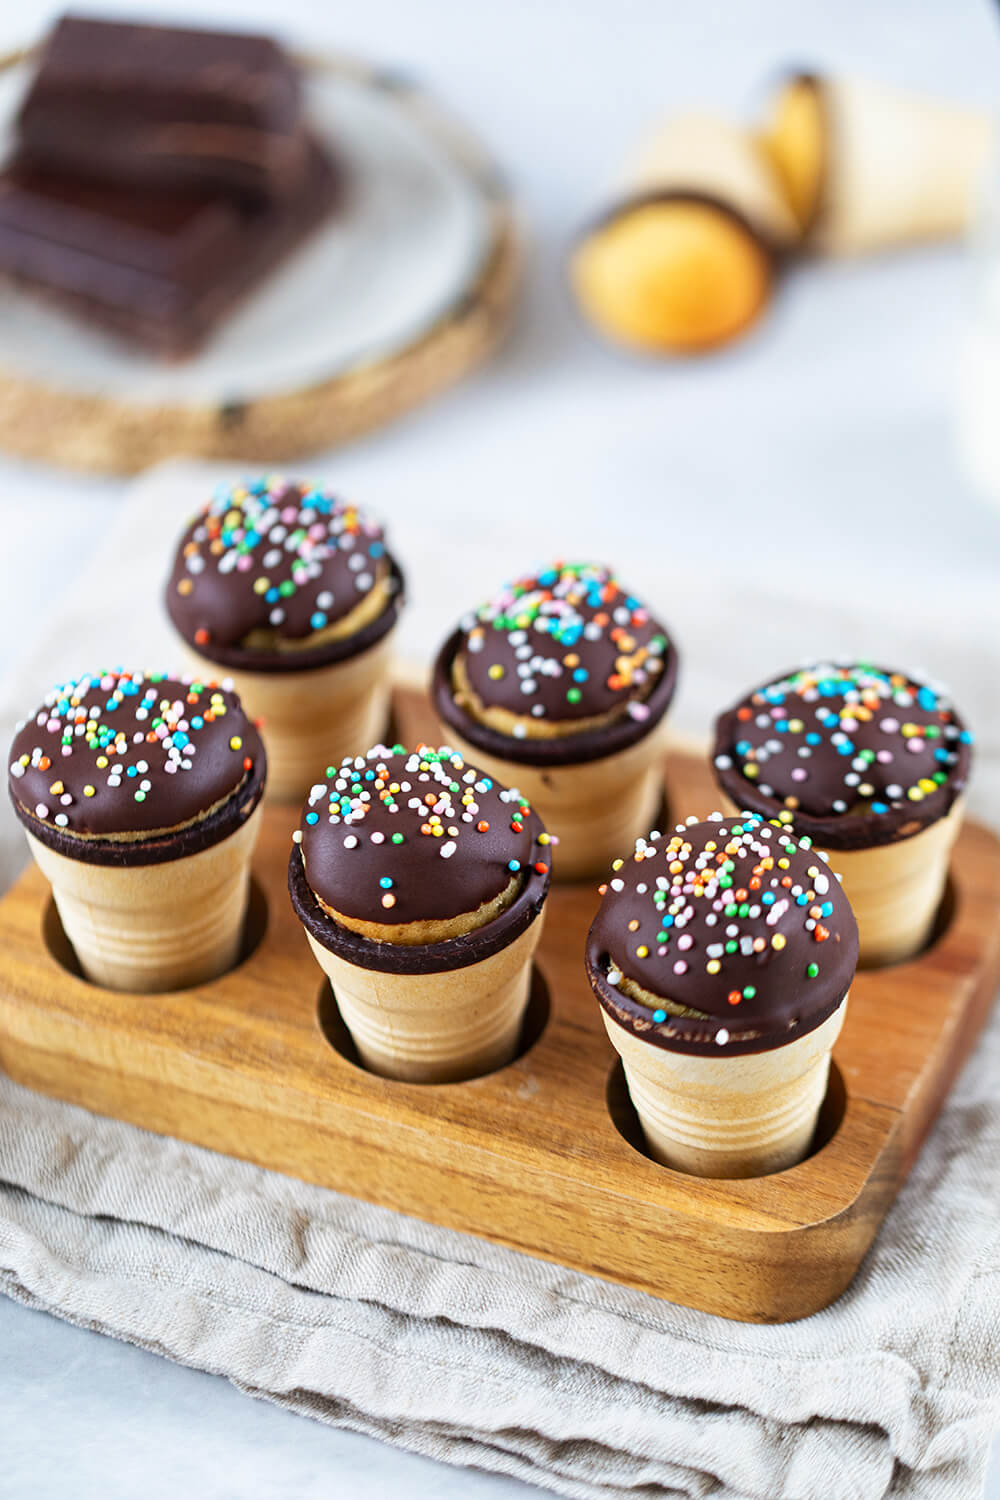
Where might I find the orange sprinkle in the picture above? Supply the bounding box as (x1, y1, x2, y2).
(477, 820, 490, 832)
(814, 924, 830, 942)
(728, 991, 742, 1006)
(194, 628, 210, 646)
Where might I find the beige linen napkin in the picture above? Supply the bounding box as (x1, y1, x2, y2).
(1, 461, 998, 1500)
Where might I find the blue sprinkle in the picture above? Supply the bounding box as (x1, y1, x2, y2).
(266, 587, 280, 604)
(126, 766, 138, 778)
(806, 732, 821, 745)
(960, 730, 974, 744)
(821, 902, 834, 917)
(934, 748, 951, 763)
(481, 778, 493, 790)
(836, 741, 854, 756)
(776, 719, 790, 732)
(796, 893, 809, 906)
(661, 913, 674, 927)
(573, 668, 588, 682)
(652, 1009, 667, 1024)
(762, 892, 775, 904)
(190, 717, 203, 730)
(918, 687, 937, 711)
(379, 877, 393, 889)
(305, 812, 319, 825)
(508, 860, 521, 873)
(311, 611, 328, 630)
(369, 541, 385, 558)
(872, 801, 889, 814)
(364, 770, 375, 780)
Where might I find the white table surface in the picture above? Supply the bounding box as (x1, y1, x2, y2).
(1, 0, 999, 1495)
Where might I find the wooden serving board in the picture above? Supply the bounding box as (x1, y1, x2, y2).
(1, 683, 998, 1323)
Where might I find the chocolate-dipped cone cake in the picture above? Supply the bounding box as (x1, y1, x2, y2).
(8, 670, 265, 991)
(712, 663, 972, 967)
(288, 744, 550, 1083)
(165, 477, 404, 802)
(432, 562, 678, 882)
(587, 812, 858, 1178)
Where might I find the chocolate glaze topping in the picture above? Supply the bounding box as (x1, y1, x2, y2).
(166, 477, 403, 672)
(8, 670, 265, 865)
(587, 812, 858, 1057)
(433, 563, 678, 768)
(296, 744, 551, 928)
(713, 663, 972, 851)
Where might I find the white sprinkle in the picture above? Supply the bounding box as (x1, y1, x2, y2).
(371, 832, 385, 844)
(607, 969, 622, 986)
(440, 841, 457, 859)
(715, 1029, 730, 1047)
(610, 878, 625, 893)
(344, 835, 358, 849)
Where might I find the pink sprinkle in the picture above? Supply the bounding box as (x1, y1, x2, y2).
(236, 556, 253, 572)
(877, 750, 893, 763)
(677, 934, 693, 951)
(281, 506, 298, 522)
(881, 718, 899, 733)
(673, 960, 688, 976)
(791, 768, 807, 781)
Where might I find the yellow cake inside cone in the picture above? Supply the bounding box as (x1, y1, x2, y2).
(573, 113, 797, 355)
(759, 75, 826, 234)
(571, 198, 774, 355)
(586, 812, 859, 1178)
(291, 744, 551, 1083)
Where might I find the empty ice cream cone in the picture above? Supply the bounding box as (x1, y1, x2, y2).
(712, 663, 973, 967)
(587, 812, 858, 1177)
(288, 743, 550, 1083)
(432, 562, 679, 882)
(760, 73, 993, 253)
(571, 114, 798, 355)
(8, 670, 266, 991)
(165, 476, 404, 803)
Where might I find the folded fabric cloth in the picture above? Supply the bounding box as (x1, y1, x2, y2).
(1, 461, 998, 1500)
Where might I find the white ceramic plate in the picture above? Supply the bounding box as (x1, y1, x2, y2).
(0, 58, 494, 405)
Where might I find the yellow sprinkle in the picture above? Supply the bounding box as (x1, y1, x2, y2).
(636, 945, 649, 958)
(538, 833, 550, 845)
(96, 756, 108, 769)
(229, 736, 242, 751)
(253, 577, 270, 594)
(706, 959, 721, 975)
(49, 781, 64, 794)
(778, 858, 790, 869)
(83, 785, 96, 797)
(612, 858, 624, 870)
(743, 763, 759, 778)
(908, 786, 924, 801)
(772, 934, 786, 950)
(918, 778, 937, 794)
(177, 579, 193, 595)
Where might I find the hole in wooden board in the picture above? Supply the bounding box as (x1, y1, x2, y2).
(605, 1056, 848, 1179)
(857, 872, 957, 972)
(316, 962, 551, 1083)
(41, 876, 269, 988)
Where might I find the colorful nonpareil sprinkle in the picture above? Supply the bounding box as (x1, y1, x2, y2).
(298, 744, 552, 927)
(457, 562, 671, 733)
(168, 476, 394, 652)
(591, 812, 858, 1048)
(8, 671, 260, 836)
(714, 663, 972, 823)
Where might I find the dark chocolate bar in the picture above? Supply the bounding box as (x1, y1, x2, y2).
(0, 139, 338, 358)
(16, 14, 308, 200)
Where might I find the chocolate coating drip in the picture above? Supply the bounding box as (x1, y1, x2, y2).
(587, 812, 858, 1056)
(166, 477, 402, 670)
(713, 663, 972, 850)
(298, 745, 550, 927)
(8, 670, 265, 856)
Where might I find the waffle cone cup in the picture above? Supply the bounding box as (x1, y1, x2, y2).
(307, 913, 544, 1084)
(438, 723, 669, 882)
(183, 632, 394, 804)
(767, 75, 992, 255)
(622, 113, 800, 247)
(26, 803, 261, 992)
(820, 800, 964, 967)
(604, 999, 846, 1178)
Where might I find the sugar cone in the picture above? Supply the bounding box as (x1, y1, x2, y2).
(718, 793, 963, 968)
(765, 75, 993, 255)
(438, 723, 669, 882)
(622, 114, 800, 248)
(573, 115, 797, 356)
(26, 803, 261, 992)
(307, 913, 544, 1084)
(182, 632, 394, 804)
(822, 800, 964, 968)
(603, 1000, 846, 1178)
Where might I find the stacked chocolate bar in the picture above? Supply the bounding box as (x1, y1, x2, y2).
(0, 15, 339, 358)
